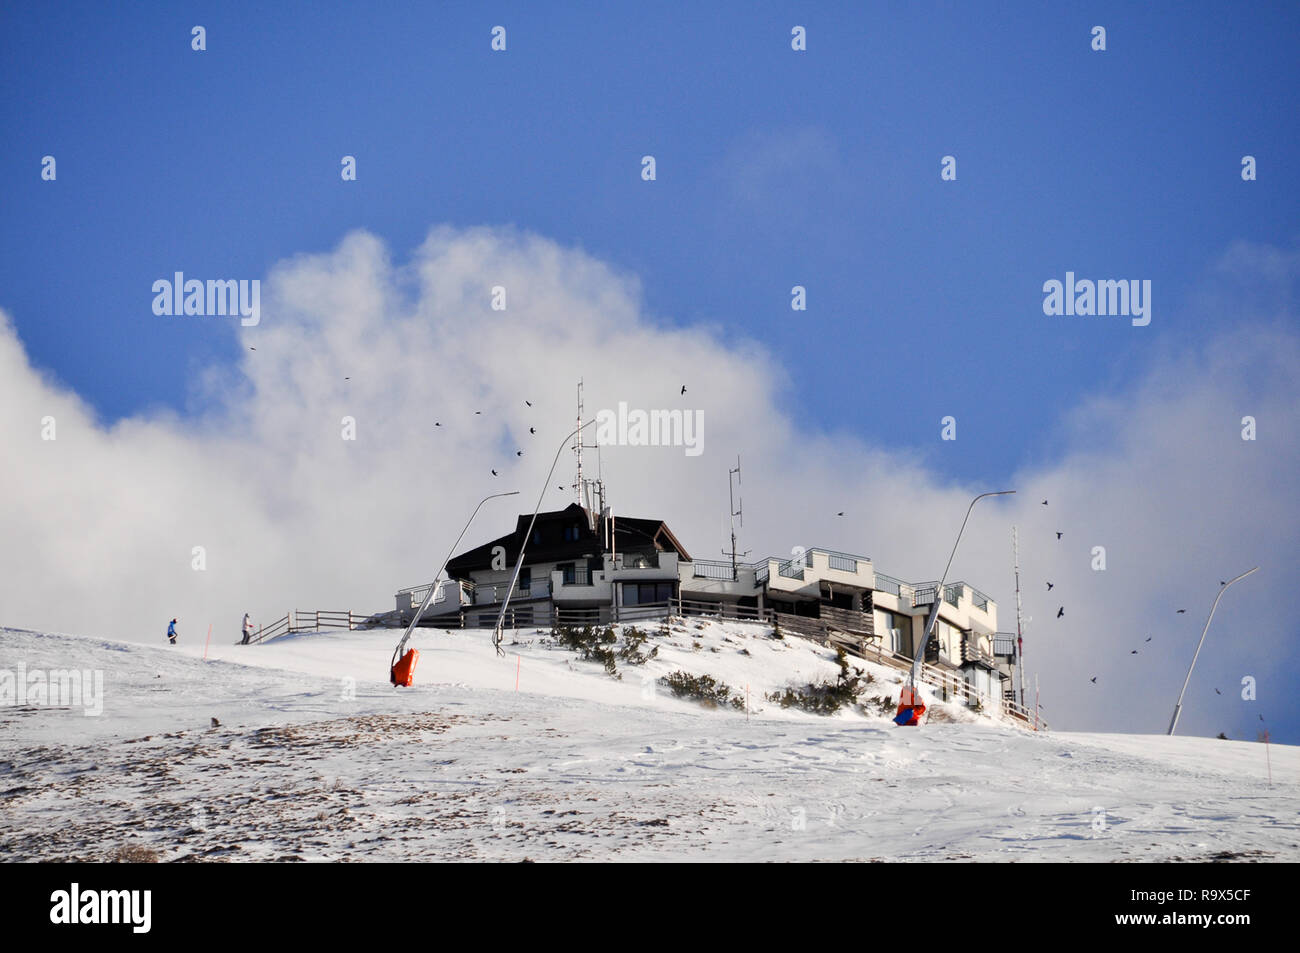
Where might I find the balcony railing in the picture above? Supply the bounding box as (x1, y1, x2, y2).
(961, 634, 997, 667)
(966, 585, 993, 612)
(559, 567, 592, 586)
(826, 552, 858, 573)
(691, 559, 738, 581)
(618, 551, 661, 570)
(776, 553, 808, 580)
(873, 572, 903, 596)
(913, 582, 962, 608)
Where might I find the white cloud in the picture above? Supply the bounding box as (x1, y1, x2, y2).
(1, 226, 1296, 741)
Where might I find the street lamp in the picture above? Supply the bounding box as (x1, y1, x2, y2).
(898, 490, 1016, 723)
(389, 490, 520, 683)
(1167, 566, 1259, 736)
(492, 419, 596, 655)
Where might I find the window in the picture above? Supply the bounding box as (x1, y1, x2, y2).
(564, 524, 580, 542)
(937, 619, 962, 659)
(624, 582, 674, 605)
(519, 567, 531, 594)
(558, 563, 576, 585)
(878, 609, 908, 654)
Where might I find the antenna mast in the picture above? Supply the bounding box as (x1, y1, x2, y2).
(571, 379, 603, 523)
(723, 457, 749, 580)
(572, 379, 585, 506)
(1012, 525, 1025, 708)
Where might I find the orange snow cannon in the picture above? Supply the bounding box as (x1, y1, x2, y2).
(893, 684, 927, 726)
(391, 648, 419, 687)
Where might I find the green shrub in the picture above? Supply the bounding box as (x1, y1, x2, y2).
(660, 670, 746, 711)
(618, 626, 659, 665)
(767, 647, 873, 715)
(552, 624, 657, 677)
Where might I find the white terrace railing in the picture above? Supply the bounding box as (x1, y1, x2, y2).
(244, 610, 362, 645)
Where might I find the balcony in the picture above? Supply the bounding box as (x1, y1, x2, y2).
(612, 551, 679, 579)
(550, 567, 611, 602)
(777, 554, 808, 580)
(561, 566, 591, 586)
(912, 583, 962, 609)
(691, 558, 738, 581)
(961, 633, 997, 668)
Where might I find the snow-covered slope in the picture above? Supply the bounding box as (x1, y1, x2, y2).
(1, 621, 1295, 862)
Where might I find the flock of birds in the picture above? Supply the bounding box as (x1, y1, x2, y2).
(1036, 499, 1252, 726)
(1033, 497, 1194, 686)
(264, 355, 1260, 733)
(423, 388, 694, 489)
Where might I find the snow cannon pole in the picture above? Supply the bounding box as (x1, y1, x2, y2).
(897, 489, 1015, 726)
(491, 419, 595, 656)
(390, 490, 521, 686)
(1167, 566, 1258, 735)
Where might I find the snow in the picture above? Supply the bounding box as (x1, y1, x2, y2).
(2, 620, 1296, 862)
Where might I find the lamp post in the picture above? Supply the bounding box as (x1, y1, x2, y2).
(1167, 566, 1259, 736)
(390, 490, 520, 676)
(492, 419, 596, 654)
(901, 490, 1016, 716)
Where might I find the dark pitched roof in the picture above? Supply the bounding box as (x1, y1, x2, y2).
(445, 503, 691, 576)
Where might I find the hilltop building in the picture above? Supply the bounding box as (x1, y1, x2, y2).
(395, 499, 1022, 717)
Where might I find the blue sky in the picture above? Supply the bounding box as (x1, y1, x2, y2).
(4, 1, 1297, 480)
(1, 2, 1298, 742)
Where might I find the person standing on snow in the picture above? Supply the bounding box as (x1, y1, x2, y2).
(241, 612, 253, 644)
(167, 618, 178, 645)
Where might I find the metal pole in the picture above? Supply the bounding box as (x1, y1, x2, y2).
(493, 419, 596, 655)
(1035, 673, 1040, 731)
(391, 490, 520, 668)
(907, 490, 1016, 689)
(1012, 525, 1025, 708)
(1167, 566, 1259, 735)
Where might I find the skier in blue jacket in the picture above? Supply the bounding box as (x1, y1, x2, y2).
(167, 619, 178, 645)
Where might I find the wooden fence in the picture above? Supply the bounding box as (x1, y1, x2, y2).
(244, 610, 361, 645)
(386, 595, 1044, 728)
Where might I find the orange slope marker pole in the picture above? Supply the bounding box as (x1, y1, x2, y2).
(203, 623, 212, 660)
(515, 655, 521, 692)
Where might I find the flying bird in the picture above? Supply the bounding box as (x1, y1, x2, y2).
(1145, 636, 1152, 642)
(1090, 676, 1097, 684)
(516, 451, 523, 457)
(1176, 609, 1186, 614)
(680, 385, 686, 395)
(1056, 532, 1063, 539)
(525, 400, 532, 407)
(435, 422, 441, 427)
(1056, 607, 1064, 618)
(1046, 582, 1054, 591)
(248, 346, 256, 351)
(1041, 500, 1048, 505)
(491, 469, 498, 476)
(475, 411, 482, 415)
(529, 427, 536, 434)
(836, 512, 845, 517)
(1215, 688, 1222, 695)
(1220, 580, 1226, 586)
(1131, 650, 1138, 655)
